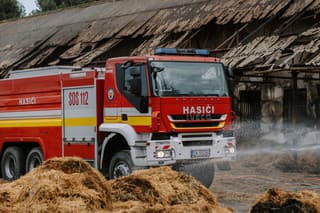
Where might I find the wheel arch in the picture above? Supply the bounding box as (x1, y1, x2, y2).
(99, 123, 138, 146)
(100, 133, 131, 177)
(99, 123, 138, 170)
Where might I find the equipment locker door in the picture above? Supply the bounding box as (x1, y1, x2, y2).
(62, 86, 97, 166)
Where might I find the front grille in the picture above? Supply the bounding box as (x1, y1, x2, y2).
(174, 122, 220, 128)
(181, 134, 212, 138)
(170, 114, 223, 121)
(182, 140, 212, 146)
(151, 133, 177, 140)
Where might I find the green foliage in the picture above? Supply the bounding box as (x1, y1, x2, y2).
(37, 0, 97, 12)
(37, 0, 56, 11)
(0, 0, 25, 21)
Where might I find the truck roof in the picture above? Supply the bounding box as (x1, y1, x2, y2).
(106, 55, 220, 64)
(4, 66, 103, 80)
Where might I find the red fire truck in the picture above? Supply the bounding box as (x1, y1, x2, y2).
(0, 48, 235, 187)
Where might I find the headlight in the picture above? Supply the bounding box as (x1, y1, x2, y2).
(227, 147, 235, 154)
(157, 151, 165, 158)
(155, 150, 172, 158)
(225, 141, 235, 154)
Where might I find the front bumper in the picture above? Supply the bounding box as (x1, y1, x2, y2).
(132, 132, 236, 167)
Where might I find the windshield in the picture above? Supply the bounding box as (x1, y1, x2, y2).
(150, 61, 229, 97)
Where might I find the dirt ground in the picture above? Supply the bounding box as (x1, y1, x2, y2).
(0, 147, 319, 212)
(211, 151, 320, 212)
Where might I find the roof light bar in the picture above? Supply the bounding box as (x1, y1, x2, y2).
(155, 48, 210, 56)
(195, 49, 210, 56)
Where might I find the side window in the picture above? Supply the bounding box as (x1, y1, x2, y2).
(116, 63, 149, 113)
(124, 67, 140, 95)
(123, 65, 148, 97)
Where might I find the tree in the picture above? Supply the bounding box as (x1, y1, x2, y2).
(0, 0, 25, 21)
(37, 0, 97, 12)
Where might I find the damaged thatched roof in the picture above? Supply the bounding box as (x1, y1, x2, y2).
(221, 0, 320, 73)
(222, 24, 320, 73)
(0, 0, 320, 77)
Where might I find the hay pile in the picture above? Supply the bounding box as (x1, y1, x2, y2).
(0, 179, 7, 184)
(0, 157, 111, 212)
(251, 188, 320, 213)
(0, 157, 232, 213)
(111, 166, 232, 212)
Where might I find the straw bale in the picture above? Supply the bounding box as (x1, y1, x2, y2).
(111, 166, 233, 213)
(111, 200, 225, 213)
(0, 157, 112, 212)
(251, 188, 320, 212)
(0, 158, 232, 213)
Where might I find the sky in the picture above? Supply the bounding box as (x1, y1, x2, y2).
(18, 0, 38, 15)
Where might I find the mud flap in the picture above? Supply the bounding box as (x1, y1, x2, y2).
(173, 160, 215, 188)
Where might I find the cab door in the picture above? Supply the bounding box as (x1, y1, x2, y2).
(115, 61, 151, 130)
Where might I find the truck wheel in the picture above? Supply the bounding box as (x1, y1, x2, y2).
(1, 146, 26, 181)
(175, 161, 215, 188)
(109, 151, 133, 179)
(26, 147, 43, 173)
(216, 161, 231, 171)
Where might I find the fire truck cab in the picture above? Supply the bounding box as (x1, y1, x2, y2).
(0, 48, 235, 187)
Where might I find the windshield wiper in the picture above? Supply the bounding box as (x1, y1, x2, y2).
(201, 94, 220, 97)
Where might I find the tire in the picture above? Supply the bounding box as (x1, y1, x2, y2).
(25, 147, 43, 173)
(1, 146, 26, 181)
(216, 161, 231, 171)
(109, 150, 134, 179)
(175, 161, 215, 188)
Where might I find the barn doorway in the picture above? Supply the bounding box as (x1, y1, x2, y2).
(238, 90, 261, 139)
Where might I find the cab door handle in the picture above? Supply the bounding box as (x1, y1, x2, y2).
(121, 114, 128, 121)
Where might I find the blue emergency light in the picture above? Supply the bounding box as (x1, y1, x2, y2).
(155, 48, 210, 56)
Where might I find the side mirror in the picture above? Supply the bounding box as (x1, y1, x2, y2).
(121, 61, 133, 69)
(152, 66, 164, 73)
(225, 66, 234, 78)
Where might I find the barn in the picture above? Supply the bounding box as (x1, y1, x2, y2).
(1, 0, 319, 141)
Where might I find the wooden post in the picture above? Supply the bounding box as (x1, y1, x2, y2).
(292, 72, 298, 128)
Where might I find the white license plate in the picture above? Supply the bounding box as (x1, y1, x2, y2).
(191, 149, 210, 158)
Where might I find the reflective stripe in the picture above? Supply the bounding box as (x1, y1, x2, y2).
(64, 117, 97, 126)
(0, 118, 62, 128)
(103, 116, 151, 126)
(0, 110, 62, 120)
(0, 117, 97, 128)
(103, 108, 117, 116)
(104, 116, 117, 120)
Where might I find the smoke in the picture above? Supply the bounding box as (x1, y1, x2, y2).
(236, 144, 320, 158)
(236, 120, 320, 147)
(235, 122, 320, 174)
